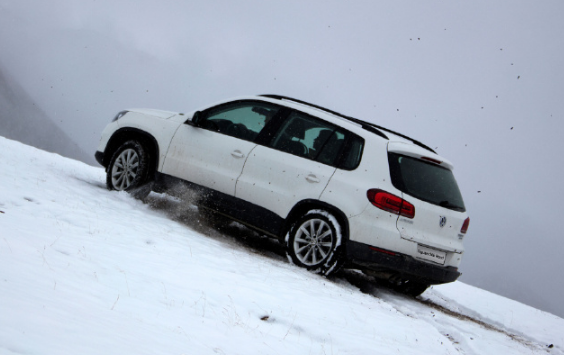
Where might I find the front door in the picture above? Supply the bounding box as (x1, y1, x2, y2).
(161, 101, 283, 196)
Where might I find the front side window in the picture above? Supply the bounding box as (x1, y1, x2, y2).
(200, 102, 280, 142)
(269, 111, 346, 166)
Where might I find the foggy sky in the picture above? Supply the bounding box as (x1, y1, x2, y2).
(1, 0, 563, 317)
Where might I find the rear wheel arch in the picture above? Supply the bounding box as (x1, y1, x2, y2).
(283, 201, 349, 275)
(283, 200, 350, 242)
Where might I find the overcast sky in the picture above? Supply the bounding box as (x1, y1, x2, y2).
(1, 0, 563, 317)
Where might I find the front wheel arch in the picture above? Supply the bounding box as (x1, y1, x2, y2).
(283, 200, 350, 243)
(104, 128, 160, 175)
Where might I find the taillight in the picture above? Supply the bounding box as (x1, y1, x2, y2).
(461, 217, 470, 234)
(367, 189, 415, 219)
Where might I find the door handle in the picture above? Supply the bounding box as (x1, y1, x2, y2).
(306, 174, 320, 183)
(231, 150, 245, 158)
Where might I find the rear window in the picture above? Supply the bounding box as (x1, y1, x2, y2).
(388, 153, 466, 212)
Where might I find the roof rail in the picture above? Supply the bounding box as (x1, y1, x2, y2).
(260, 94, 436, 154)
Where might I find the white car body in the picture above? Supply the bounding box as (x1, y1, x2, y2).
(96, 95, 469, 292)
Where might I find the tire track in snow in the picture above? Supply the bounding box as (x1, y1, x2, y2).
(142, 190, 559, 354)
(341, 270, 558, 354)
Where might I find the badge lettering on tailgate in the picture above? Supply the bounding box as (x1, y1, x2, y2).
(417, 245, 446, 265)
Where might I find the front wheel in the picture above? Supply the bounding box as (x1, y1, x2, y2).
(106, 140, 151, 198)
(285, 210, 345, 276)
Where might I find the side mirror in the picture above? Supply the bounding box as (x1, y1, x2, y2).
(185, 111, 202, 126)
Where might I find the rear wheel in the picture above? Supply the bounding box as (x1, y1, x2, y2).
(285, 210, 345, 276)
(106, 140, 152, 199)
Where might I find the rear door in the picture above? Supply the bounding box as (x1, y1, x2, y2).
(387, 145, 467, 260)
(236, 110, 346, 218)
(161, 101, 282, 196)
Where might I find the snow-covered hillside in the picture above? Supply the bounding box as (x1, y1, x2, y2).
(1, 136, 562, 355)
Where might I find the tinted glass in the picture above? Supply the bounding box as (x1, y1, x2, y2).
(388, 153, 466, 212)
(340, 136, 364, 170)
(270, 111, 345, 166)
(201, 102, 280, 142)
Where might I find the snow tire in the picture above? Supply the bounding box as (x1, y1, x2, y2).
(285, 210, 345, 276)
(106, 140, 152, 199)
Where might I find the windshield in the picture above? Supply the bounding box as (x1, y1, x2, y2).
(388, 153, 466, 212)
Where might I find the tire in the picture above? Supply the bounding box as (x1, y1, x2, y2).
(285, 210, 345, 276)
(106, 140, 152, 199)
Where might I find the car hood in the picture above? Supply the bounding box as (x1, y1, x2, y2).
(127, 108, 178, 119)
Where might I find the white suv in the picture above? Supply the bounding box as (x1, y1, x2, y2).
(95, 95, 469, 296)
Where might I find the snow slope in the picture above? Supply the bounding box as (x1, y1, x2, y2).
(1, 136, 562, 355)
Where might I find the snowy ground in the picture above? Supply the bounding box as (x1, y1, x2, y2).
(1, 135, 562, 355)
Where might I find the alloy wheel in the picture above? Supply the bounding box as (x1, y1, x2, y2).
(111, 148, 140, 190)
(293, 218, 334, 266)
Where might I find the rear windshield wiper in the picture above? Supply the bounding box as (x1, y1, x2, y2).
(439, 200, 464, 211)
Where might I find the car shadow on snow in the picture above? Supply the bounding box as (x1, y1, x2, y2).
(141, 187, 403, 294)
(142, 188, 288, 263)
(136, 189, 556, 352)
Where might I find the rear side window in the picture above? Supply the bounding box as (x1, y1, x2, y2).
(267, 110, 363, 169)
(388, 153, 466, 212)
(270, 111, 346, 166)
(340, 135, 364, 170)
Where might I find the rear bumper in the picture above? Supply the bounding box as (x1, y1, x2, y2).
(346, 240, 461, 285)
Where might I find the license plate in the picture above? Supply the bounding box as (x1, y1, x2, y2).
(416, 245, 446, 265)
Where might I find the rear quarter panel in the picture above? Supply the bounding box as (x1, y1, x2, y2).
(320, 136, 404, 246)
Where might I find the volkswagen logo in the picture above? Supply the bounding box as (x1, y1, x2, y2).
(439, 216, 447, 228)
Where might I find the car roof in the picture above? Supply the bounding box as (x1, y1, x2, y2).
(257, 94, 436, 154)
(256, 95, 459, 170)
